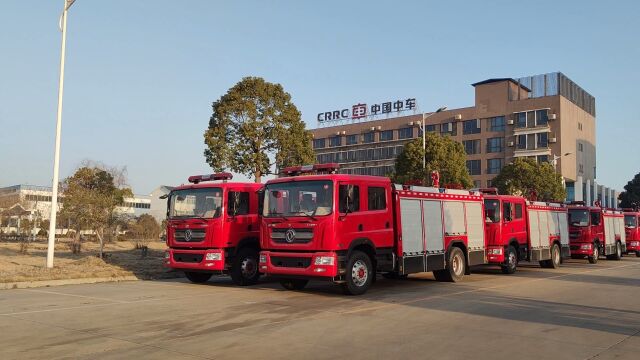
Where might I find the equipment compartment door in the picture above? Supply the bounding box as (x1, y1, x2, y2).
(465, 202, 485, 251)
(539, 210, 551, 248)
(528, 211, 541, 248)
(558, 212, 569, 246)
(400, 199, 424, 256)
(423, 200, 444, 253)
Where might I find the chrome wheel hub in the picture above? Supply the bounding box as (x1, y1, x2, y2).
(452, 254, 463, 275)
(351, 260, 368, 287)
(241, 257, 257, 278)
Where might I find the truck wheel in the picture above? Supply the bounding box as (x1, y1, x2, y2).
(588, 244, 599, 264)
(549, 244, 561, 268)
(614, 242, 622, 260)
(279, 279, 308, 290)
(230, 248, 260, 286)
(185, 272, 212, 283)
(342, 250, 373, 295)
(434, 247, 465, 282)
(501, 246, 517, 274)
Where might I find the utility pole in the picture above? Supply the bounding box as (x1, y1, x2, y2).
(47, 0, 76, 268)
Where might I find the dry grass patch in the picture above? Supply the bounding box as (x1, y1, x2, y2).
(0, 239, 182, 284)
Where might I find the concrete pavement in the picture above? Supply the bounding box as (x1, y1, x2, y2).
(1, 257, 639, 359)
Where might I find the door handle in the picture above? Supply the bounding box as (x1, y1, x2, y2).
(385, 221, 390, 229)
(358, 224, 363, 231)
(248, 224, 252, 231)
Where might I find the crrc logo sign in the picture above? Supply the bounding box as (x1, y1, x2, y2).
(317, 98, 417, 124)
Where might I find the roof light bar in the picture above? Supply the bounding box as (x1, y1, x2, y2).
(282, 163, 340, 176)
(188, 172, 233, 184)
(478, 188, 499, 195)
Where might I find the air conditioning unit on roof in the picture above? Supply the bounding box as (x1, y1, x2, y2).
(454, 114, 462, 120)
(508, 141, 515, 147)
(549, 137, 557, 143)
(507, 119, 514, 125)
(548, 114, 557, 120)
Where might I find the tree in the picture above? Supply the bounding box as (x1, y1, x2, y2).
(203, 77, 314, 182)
(129, 214, 161, 241)
(60, 166, 133, 259)
(492, 158, 566, 201)
(618, 172, 640, 208)
(393, 134, 473, 188)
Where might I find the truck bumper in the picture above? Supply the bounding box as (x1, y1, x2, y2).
(486, 246, 505, 264)
(570, 243, 594, 257)
(259, 251, 339, 278)
(164, 248, 226, 271)
(627, 241, 640, 252)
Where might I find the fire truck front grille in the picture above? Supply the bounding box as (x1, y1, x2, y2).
(570, 245, 580, 250)
(271, 228, 314, 244)
(569, 231, 581, 239)
(271, 256, 311, 268)
(174, 229, 206, 242)
(173, 253, 204, 263)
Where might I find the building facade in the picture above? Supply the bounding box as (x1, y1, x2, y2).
(309, 72, 617, 206)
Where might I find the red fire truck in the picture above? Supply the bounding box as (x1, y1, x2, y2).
(164, 173, 263, 285)
(258, 164, 488, 295)
(623, 210, 640, 257)
(568, 202, 626, 263)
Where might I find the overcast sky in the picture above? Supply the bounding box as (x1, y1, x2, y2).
(1, 0, 638, 194)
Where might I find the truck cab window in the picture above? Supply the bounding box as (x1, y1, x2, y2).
(339, 185, 360, 213)
(503, 202, 512, 222)
(590, 212, 601, 226)
(227, 191, 250, 215)
(367, 187, 386, 211)
(514, 203, 523, 219)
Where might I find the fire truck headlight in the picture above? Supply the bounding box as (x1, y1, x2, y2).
(205, 252, 222, 261)
(259, 254, 267, 263)
(580, 244, 592, 250)
(314, 256, 335, 266)
(629, 241, 639, 247)
(488, 248, 503, 255)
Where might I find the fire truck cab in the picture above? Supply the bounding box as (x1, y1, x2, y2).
(482, 189, 569, 273)
(164, 173, 263, 285)
(623, 210, 640, 257)
(568, 203, 626, 263)
(258, 164, 487, 295)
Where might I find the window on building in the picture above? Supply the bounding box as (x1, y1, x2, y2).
(536, 109, 548, 126)
(313, 138, 326, 149)
(463, 119, 481, 134)
(537, 155, 549, 163)
(466, 160, 481, 175)
(398, 127, 413, 139)
(473, 180, 481, 188)
(487, 158, 504, 174)
(537, 132, 548, 148)
(579, 164, 584, 174)
(363, 132, 375, 143)
(486, 137, 504, 153)
(516, 134, 527, 150)
(441, 122, 455, 135)
(329, 135, 342, 147)
(227, 191, 250, 215)
(339, 185, 360, 213)
(488, 116, 505, 132)
(578, 142, 583, 152)
(578, 122, 583, 131)
(527, 111, 536, 127)
(380, 130, 394, 141)
(426, 124, 436, 132)
(367, 187, 386, 210)
(514, 112, 526, 128)
(487, 179, 493, 187)
(346, 134, 358, 145)
(462, 139, 480, 155)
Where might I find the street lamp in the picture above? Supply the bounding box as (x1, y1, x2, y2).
(422, 106, 447, 169)
(46, 0, 76, 268)
(551, 152, 573, 172)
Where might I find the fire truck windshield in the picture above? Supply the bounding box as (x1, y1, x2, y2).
(484, 199, 501, 223)
(625, 215, 637, 228)
(263, 180, 333, 217)
(169, 188, 223, 219)
(568, 209, 589, 227)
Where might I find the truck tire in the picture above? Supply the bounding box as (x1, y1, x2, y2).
(279, 279, 308, 290)
(501, 246, 517, 274)
(230, 248, 260, 286)
(549, 244, 561, 268)
(607, 242, 622, 261)
(185, 272, 212, 283)
(433, 247, 465, 282)
(588, 243, 599, 264)
(342, 250, 374, 295)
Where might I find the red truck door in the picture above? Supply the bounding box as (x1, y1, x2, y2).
(226, 189, 257, 246)
(502, 200, 527, 247)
